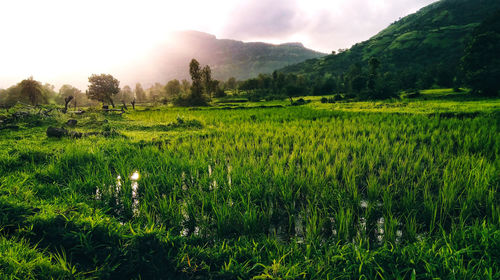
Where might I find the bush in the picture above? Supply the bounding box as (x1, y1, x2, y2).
(173, 95, 208, 107)
(406, 90, 421, 99)
(343, 93, 357, 99)
(214, 88, 227, 98)
(320, 97, 328, 103)
(264, 94, 286, 101)
(248, 95, 262, 102)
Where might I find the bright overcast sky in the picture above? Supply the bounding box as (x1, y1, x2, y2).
(0, 0, 438, 89)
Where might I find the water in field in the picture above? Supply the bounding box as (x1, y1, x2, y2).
(94, 171, 141, 217)
(131, 171, 140, 216)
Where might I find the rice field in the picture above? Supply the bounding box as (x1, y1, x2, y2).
(0, 90, 499, 279)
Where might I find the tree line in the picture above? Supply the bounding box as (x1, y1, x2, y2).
(0, 59, 237, 108)
(1, 12, 497, 108)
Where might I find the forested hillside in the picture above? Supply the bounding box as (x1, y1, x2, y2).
(281, 0, 500, 90)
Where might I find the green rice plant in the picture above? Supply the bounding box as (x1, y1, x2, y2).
(0, 93, 497, 279)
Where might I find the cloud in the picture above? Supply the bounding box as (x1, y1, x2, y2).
(0, 0, 440, 88)
(221, 0, 438, 52)
(223, 0, 304, 40)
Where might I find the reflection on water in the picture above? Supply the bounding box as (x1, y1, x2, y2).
(360, 200, 368, 208)
(130, 171, 140, 181)
(94, 171, 141, 217)
(131, 171, 140, 216)
(94, 170, 407, 245)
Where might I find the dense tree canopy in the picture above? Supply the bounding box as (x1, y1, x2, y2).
(117, 85, 134, 104)
(19, 77, 43, 106)
(59, 84, 87, 108)
(461, 10, 500, 96)
(135, 83, 146, 102)
(86, 74, 120, 107)
(165, 79, 181, 98)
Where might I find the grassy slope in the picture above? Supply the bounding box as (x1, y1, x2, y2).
(0, 90, 498, 279)
(281, 0, 500, 76)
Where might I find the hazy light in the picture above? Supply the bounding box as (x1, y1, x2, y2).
(0, 0, 438, 89)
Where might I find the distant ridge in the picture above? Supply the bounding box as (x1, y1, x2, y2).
(124, 31, 325, 84)
(280, 0, 500, 81)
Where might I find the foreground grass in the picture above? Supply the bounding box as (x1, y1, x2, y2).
(0, 90, 498, 279)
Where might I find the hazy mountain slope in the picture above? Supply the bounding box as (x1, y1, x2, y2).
(128, 31, 325, 84)
(280, 0, 500, 77)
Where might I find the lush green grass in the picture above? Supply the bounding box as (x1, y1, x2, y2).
(0, 91, 498, 279)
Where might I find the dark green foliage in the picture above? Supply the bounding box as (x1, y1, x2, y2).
(19, 77, 43, 106)
(174, 59, 209, 106)
(0, 94, 498, 278)
(201, 65, 215, 99)
(239, 72, 310, 102)
(461, 10, 500, 96)
(281, 0, 500, 93)
(350, 75, 367, 94)
(165, 79, 181, 99)
(86, 74, 120, 107)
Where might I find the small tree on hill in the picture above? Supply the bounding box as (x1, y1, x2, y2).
(87, 74, 120, 107)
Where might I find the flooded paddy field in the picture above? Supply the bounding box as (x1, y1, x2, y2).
(0, 92, 499, 279)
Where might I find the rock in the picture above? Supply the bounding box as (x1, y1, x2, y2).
(66, 119, 78, 127)
(46, 127, 68, 138)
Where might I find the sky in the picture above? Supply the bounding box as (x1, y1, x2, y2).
(0, 0, 438, 89)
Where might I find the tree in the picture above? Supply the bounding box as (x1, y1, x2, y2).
(117, 85, 133, 104)
(135, 83, 146, 102)
(41, 83, 58, 104)
(173, 59, 208, 106)
(190, 59, 202, 94)
(180, 79, 191, 95)
(147, 83, 165, 103)
(226, 77, 237, 91)
(350, 75, 366, 94)
(0, 85, 22, 107)
(19, 77, 43, 105)
(366, 57, 380, 96)
(165, 79, 181, 98)
(187, 59, 207, 105)
(368, 57, 380, 75)
(213, 80, 227, 97)
(461, 10, 500, 96)
(202, 65, 214, 98)
(87, 74, 120, 107)
(59, 84, 85, 108)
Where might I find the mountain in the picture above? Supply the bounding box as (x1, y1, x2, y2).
(280, 0, 500, 83)
(123, 31, 325, 84)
